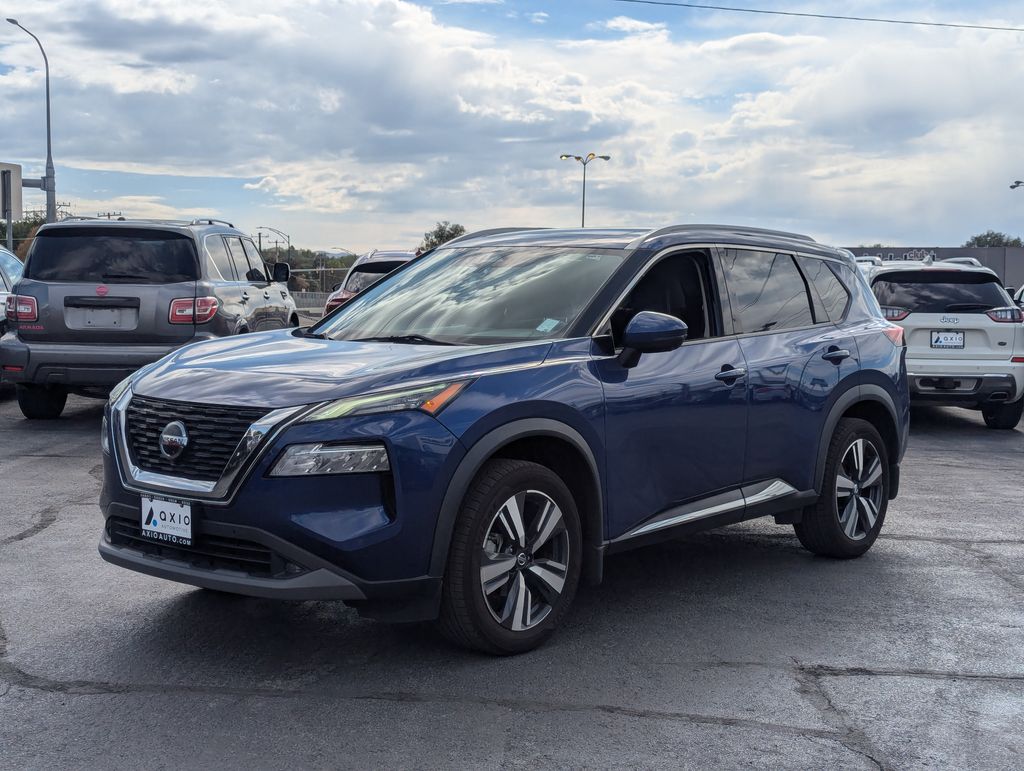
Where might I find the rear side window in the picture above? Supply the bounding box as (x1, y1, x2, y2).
(224, 238, 251, 282)
(25, 228, 199, 284)
(721, 249, 815, 333)
(798, 256, 850, 322)
(871, 271, 1010, 313)
(205, 236, 235, 280)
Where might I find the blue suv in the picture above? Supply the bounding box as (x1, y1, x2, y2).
(99, 225, 909, 654)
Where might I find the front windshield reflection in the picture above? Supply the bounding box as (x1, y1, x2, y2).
(314, 246, 625, 345)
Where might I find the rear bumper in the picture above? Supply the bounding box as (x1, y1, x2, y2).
(908, 370, 1020, 406)
(0, 334, 215, 387)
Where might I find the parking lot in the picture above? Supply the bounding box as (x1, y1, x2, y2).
(0, 394, 1020, 769)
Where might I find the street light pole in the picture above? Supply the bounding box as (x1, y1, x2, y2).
(560, 152, 610, 227)
(7, 19, 56, 223)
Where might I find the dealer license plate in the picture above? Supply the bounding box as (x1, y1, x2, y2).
(930, 331, 964, 349)
(140, 495, 193, 546)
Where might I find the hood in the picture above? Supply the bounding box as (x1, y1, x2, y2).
(132, 329, 553, 408)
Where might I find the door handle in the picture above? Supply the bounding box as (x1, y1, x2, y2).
(241, 292, 250, 301)
(263, 291, 271, 300)
(822, 347, 851, 364)
(715, 366, 747, 383)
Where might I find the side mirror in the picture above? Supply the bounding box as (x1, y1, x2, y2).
(619, 311, 688, 369)
(272, 262, 290, 283)
(331, 282, 343, 292)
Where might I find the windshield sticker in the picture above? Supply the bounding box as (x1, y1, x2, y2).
(536, 318, 560, 333)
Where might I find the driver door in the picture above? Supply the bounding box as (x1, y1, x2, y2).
(594, 250, 749, 541)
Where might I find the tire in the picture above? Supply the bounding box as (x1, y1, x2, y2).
(437, 458, 582, 655)
(16, 384, 68, 420)
(981, 399, 1023, 430)
(794, 418, 889, 559)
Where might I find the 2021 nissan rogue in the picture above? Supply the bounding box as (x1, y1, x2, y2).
(98, 225, 909, 654)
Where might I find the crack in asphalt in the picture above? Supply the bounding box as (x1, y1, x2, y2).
(793, 662, 887, 770)
(0, 506, 59, 548)
(801, 664, 1024, 685)
(950, 543, 1024, 593)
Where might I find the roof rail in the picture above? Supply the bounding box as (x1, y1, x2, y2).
(626, 223, 815, 251)
(60, 215, 98, 221)
(441, 227, 549, 247)
(190, 218, 235, 228)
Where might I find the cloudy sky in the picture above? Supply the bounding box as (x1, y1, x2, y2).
(2, 0, 1023, 251)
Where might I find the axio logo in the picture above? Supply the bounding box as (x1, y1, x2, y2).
(158, 420, 189, 460)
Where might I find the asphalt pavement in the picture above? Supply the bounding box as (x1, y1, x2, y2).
(0, 393, 1021, 769)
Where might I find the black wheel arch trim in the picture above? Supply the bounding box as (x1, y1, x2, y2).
(428, 418, 605, 581)
(814, 383, 902, 498)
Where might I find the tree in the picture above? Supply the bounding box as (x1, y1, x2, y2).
(962, 230, 1023, 248)
(0, 214, 46, 259)
(420, 221, 466, 251)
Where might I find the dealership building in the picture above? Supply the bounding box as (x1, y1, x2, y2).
(845, 246, 1024, 290)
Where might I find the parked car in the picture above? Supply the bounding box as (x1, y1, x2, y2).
(323, 250, 415, 315)
(0, 245, 24, 336)
(98, 224, 909, 654)
(1, 218, 298, 419)
(867, 258, 1024, 429)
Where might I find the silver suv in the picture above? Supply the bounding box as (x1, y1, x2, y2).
(866, 258, 1024, 429)
(1, 218, 298, 419)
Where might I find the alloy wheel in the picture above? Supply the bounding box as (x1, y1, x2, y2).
(480, 489, 570, 632)
(835, 438, 884, 541)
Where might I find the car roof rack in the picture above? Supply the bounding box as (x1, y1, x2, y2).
(442, 227, 550, 247)
(190, 218, 235, 228)
(939, 256, 983, 267)
(626, 223, 816, 251)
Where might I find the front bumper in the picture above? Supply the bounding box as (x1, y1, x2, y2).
(99, 398, 463, 618)
(0, 333, 216, 388)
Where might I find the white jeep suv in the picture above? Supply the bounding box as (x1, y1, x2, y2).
(867, 259, 1024, 429)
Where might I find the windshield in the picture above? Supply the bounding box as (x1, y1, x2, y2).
(25, 227, 199, 284)
(0, 248, 23, 284)
(872, 271, 1011, 313)
(314, 246, 625, 344)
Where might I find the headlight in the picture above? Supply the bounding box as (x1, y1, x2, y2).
(269, 443, 390, 477)
(302, 381, 469, 423)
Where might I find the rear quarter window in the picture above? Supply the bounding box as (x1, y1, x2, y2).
(25, 228, 199, 284)
(871, 270, 1010, 313)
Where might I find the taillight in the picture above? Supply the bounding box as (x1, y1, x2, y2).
(5, 294, 38, 322)
(1012, 356, 1024, 363)
(882, 324, 905, 347)
(986, 306, 1023, 323)
(881, 306, 910, 321)
(169, 297, 219, 324)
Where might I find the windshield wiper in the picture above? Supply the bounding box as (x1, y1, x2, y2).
(295, 327, 327, 339)
(945, 303, 993, 311)
(354, 334, 456, 346)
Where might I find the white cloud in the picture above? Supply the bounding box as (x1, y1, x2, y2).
(528, 12, 548, 25)
(2, 0, 1022, 250)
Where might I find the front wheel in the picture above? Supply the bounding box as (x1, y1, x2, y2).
(794, 418, 889, 559)
(437, 459, 582, 655)
(17, 384, 68, 420)
(981, 399, 1023, 430)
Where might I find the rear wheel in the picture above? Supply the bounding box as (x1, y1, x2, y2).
(437, 459, 582, 655)
(16, 384, 68, 420)
(981, 399, 1023, 430)
(794, 418, 888, 558)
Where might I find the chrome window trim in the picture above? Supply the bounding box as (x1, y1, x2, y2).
(110, 386, 307, 505)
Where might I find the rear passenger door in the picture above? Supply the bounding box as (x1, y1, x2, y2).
(224, 237, 268, 331)
(203, 235, 246, 335)
(719, 248, 858, 494)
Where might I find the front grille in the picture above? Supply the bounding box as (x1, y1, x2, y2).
(106, 515, 289, 577)
(125, 395, 270, 482)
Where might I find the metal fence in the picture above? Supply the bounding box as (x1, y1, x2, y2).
(292, 292, 330, 311)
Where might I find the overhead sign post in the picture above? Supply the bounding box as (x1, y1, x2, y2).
(0, 162, 23, 252)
